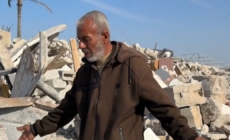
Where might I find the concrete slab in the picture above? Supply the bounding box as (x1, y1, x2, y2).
(0, 97, 34, 108)
(11, 48, 43, 97)
(180, 106, 203, 130)
(163, 82, 206, 107)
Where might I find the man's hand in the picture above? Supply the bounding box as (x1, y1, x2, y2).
(17, 125, 35, 140)
(195, 137, 207, 140)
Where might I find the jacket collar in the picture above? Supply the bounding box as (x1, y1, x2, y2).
(81, 41, 148, 68)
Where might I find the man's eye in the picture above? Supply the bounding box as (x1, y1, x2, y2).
(84, 38, 90, 42)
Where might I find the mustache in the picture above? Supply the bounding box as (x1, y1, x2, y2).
(82, 48, 91, 53)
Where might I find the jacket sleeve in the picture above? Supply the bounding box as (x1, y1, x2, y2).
(137, 66, 198, 140)
(31, 74, 79, 137)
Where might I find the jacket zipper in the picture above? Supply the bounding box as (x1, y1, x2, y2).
(93, 71, 101, 140)
(119, 127, 125, 140)
(93, 62, 110, 140)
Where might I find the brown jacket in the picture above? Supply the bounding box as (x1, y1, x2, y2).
(32, 41, 198, 140)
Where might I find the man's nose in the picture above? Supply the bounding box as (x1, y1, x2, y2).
(78, 41, 86, 49)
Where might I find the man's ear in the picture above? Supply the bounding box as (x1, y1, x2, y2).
(102, 30, 109, 44)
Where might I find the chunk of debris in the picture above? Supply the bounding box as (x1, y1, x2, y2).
(0, 97, 34, 108)
(163, 82, 206, 107)
(180, 105, 203, 130)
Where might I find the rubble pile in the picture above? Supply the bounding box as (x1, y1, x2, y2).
(0, 25, 81, 140)
(126, 44, 230, 139)
(0, 25, 230, 140)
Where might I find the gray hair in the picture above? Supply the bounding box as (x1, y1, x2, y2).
(77, 10, 110, 34)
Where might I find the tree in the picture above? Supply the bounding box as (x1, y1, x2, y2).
(8, 0, 52, 38)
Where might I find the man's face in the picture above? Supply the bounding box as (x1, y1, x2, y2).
(77, 18, 105, 62)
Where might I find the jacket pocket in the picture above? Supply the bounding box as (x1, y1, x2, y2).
(119, 127, 125, 140)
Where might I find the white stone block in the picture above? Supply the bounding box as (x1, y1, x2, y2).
(46, 79, 66, 90)
(42, 69, 60, 81)
(144, 128, 160, 140)
(164, 82, 206, 107)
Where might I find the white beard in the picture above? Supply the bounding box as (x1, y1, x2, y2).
(87, 40, 105, 62)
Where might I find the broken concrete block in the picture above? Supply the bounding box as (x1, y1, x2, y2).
(200, 66, 212, 76)
(0, 42, 15, 70)
(132, 43, 141, 50)
(44, 47, 69, 73)
(174, 65, 191, 82)
(186, 62, 197, 73)
(200, 99, 230, 130)
(180, 106, 203, 130)
(11, 24, 67, 62)
(144, 128, 160, 140)
(34, 98, 58, 111)
(169, 78, 185, 86)
(36, 80, 62, 103)
(12, 37, 21, 43)
(62, 57, 73, 64)
(10, 39, 26, 59)
(200, 124, 209, 136)
(60, 64, 72, 71)
(46, 78, 67, 91)
(153, 74, 167, 88)
(144, 48, 158, 59)
(209, 133, 227, 140)
(61, 71, 76, 82)
(42, 69, 60, 81)
(48, 60, 69, 71)
(188, 78, 199, 84)
(192, 75, 209, 82)
(211, 116, 230, 131)
(163, 82, 206, 107)
(32, 88, 45, 97)
(11, 48, 43, 97)
(201, 80, 211, 98)
(49, 40, 57, 48)
(39, 95, 56, 104)
(177, 75, 187, 83)
(58, 84, 72, 99)
(155, 68, 171, 82)
(192, 75, 227, 103)
(209, 67, 219, 75)
(59, 39, 71, 50)
(0, 97, 34, 108)
(0, 30, 11, 48)
(209, 75, 227, 104)
(200, 99, 219, 125)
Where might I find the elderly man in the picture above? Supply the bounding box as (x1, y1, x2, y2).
(17, 10, 206, 140)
